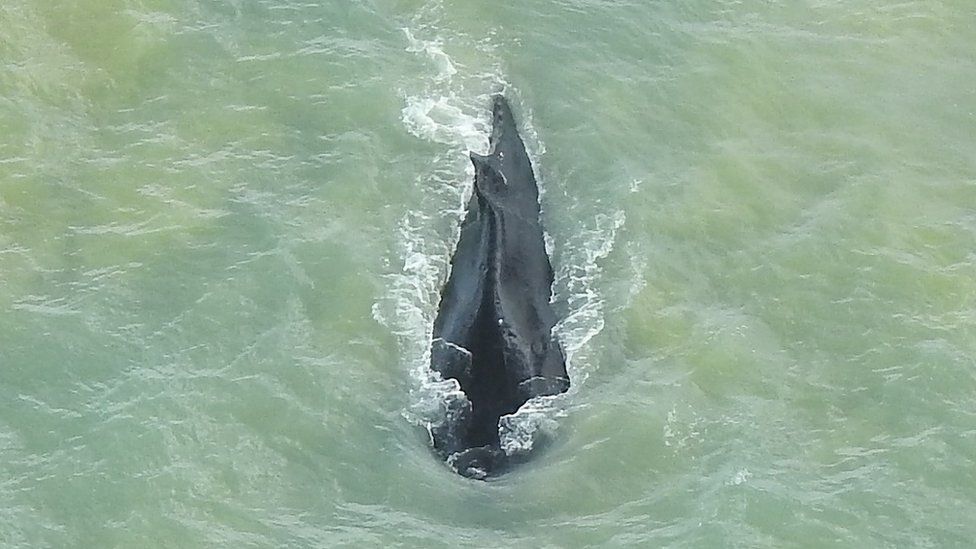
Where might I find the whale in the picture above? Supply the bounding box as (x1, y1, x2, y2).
(429, 95, 569, 479)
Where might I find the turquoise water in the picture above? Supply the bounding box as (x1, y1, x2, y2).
(2, 0, 975, 546)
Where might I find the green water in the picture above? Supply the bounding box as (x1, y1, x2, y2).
(2, 0, 975, 546)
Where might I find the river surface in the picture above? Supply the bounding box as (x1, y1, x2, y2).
(2, 0, 975, 547)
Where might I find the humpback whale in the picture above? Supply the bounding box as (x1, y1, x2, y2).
(429, 95, 570, 479)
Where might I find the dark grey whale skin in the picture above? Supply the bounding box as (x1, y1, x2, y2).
(429, 95, 570, 479)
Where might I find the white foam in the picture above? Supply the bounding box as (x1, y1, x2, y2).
(554, 210, 628, 373)
(401, 95, 487, 152)
(498, 395, 563, 456)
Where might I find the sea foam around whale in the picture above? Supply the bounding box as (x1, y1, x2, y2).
(371, 11, 636, 462)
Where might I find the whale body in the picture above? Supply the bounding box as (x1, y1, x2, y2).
(429, 95, 569, 479)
